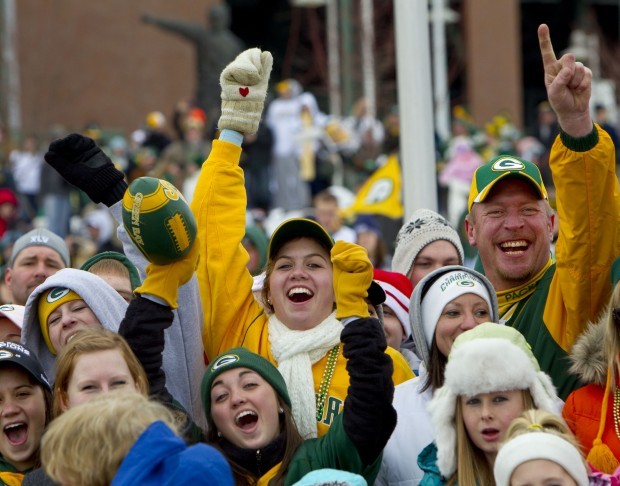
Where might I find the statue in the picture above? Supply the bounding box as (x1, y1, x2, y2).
(142, 4, 245, 121)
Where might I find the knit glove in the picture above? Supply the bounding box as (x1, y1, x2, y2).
(45, 133, 127, 206)
(219, 48, 273, 135)
(331, 241, 372, 320)
(134, 236, 200, 309)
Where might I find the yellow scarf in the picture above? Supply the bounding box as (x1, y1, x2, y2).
(496, 258, 552, 324)
(0, 471, 24, 486)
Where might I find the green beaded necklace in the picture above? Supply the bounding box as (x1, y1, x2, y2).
(316, 344, 340, 422)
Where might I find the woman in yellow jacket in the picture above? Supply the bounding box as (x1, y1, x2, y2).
(190, 48, 413, 439)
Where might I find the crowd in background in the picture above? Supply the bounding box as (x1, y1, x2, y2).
(0, 22, 619, 485)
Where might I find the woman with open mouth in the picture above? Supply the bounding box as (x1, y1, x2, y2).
(191, 47, 413, 441)
(418, 323, 562, 485)
(201, 242, 397, 484)
(0, 341, 52, 485)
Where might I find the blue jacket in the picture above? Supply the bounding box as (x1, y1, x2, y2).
(112, 421, 233, 486)
(418, 443, 449, 486)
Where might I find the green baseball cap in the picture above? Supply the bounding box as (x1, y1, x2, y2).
(268, 218, 334, 261)
(468, 155, 548, 211)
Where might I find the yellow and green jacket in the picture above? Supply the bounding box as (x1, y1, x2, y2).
(191, 140, 414, 437)
(492, 125, 620, 399)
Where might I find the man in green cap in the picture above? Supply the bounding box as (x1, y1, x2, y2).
(465, 24, 620, 399)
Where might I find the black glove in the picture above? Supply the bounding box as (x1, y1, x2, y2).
(45, 133, 128, 206)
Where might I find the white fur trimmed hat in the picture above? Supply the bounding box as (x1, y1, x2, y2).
(392, 209, 464, 279)
(409, 265, 498, 368)
(428, 323, 560, 478)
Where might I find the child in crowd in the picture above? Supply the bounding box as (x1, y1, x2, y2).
(494, 409, 592, 486)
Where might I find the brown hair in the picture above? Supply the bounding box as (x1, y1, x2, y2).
(261, 236, 334, 315)
(421, 335, 448, 393)
(0, 362, 53, 469)
(53, 329, 149, 417)
(206, 398, 303, 485)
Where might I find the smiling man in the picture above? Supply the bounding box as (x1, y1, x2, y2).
(464, 24, 620, 399)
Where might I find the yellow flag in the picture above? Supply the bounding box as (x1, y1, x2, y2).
(343, 154, 404, 219)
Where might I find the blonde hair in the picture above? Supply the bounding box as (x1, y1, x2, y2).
(53, 329, 149, 417)
(502, 408, 582, 452)
(42, 391, 178, 486)
(450, 390, 534, 486)
(87, 258, 130, 280)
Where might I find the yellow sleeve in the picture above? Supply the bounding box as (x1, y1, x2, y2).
(386, 346, 415, 384)
(190, 140, 264, 359)
(545, 125, 620, 351)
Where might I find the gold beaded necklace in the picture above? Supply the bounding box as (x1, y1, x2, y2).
(316, 344, 340, 422)
(614, 387, 620, 440)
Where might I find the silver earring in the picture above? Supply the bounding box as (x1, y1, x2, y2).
(279, 407, 284, 414)
(267, 298, 272, 305)
(217, 431, 222, 437)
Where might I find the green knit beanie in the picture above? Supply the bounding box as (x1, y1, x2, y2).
(80, 251, 142, 290)
(201, 347, 291, 419)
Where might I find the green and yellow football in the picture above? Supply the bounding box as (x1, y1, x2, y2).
(122, 177, 197, 264)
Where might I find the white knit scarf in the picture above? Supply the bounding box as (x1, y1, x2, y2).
(268, 311, 343, 439)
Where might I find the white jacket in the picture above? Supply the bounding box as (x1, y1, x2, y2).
(376, 363, 435, 485)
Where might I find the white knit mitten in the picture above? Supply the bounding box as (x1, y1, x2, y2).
(219, 48, 273, 134)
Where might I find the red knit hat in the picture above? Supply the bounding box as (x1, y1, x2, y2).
(373, 268, 413, 337)
(0, 188, 18, 206)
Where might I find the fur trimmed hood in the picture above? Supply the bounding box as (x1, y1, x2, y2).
(568, 308, 608, 386)
(428, 323, 561, 478)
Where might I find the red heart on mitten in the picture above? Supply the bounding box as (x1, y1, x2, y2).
(239, 87, 249, 97)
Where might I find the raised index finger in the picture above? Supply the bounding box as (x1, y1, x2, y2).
(538, 24, 559, 73)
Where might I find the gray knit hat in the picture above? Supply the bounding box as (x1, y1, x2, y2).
(10, 228, 70, 268)
(409, 265, 499, 368)
(392, 209, 464, 278)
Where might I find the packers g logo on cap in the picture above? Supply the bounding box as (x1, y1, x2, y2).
(46, 288, 70, 303)
(468, 154, 547, 211)
(457, 280, 475, 288)
(0, 305, 15, 312)
(211, 354, 239, 371)
(491, 157, 525, 172)
(0, 350, 13, 360)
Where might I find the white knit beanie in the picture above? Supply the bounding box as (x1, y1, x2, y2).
(409, 265, 498, 368)
(392, 209, 464, 278)
(494, 433, 589, 486)
(420, 270, 493, 349)
(428, 323, 561, 478)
